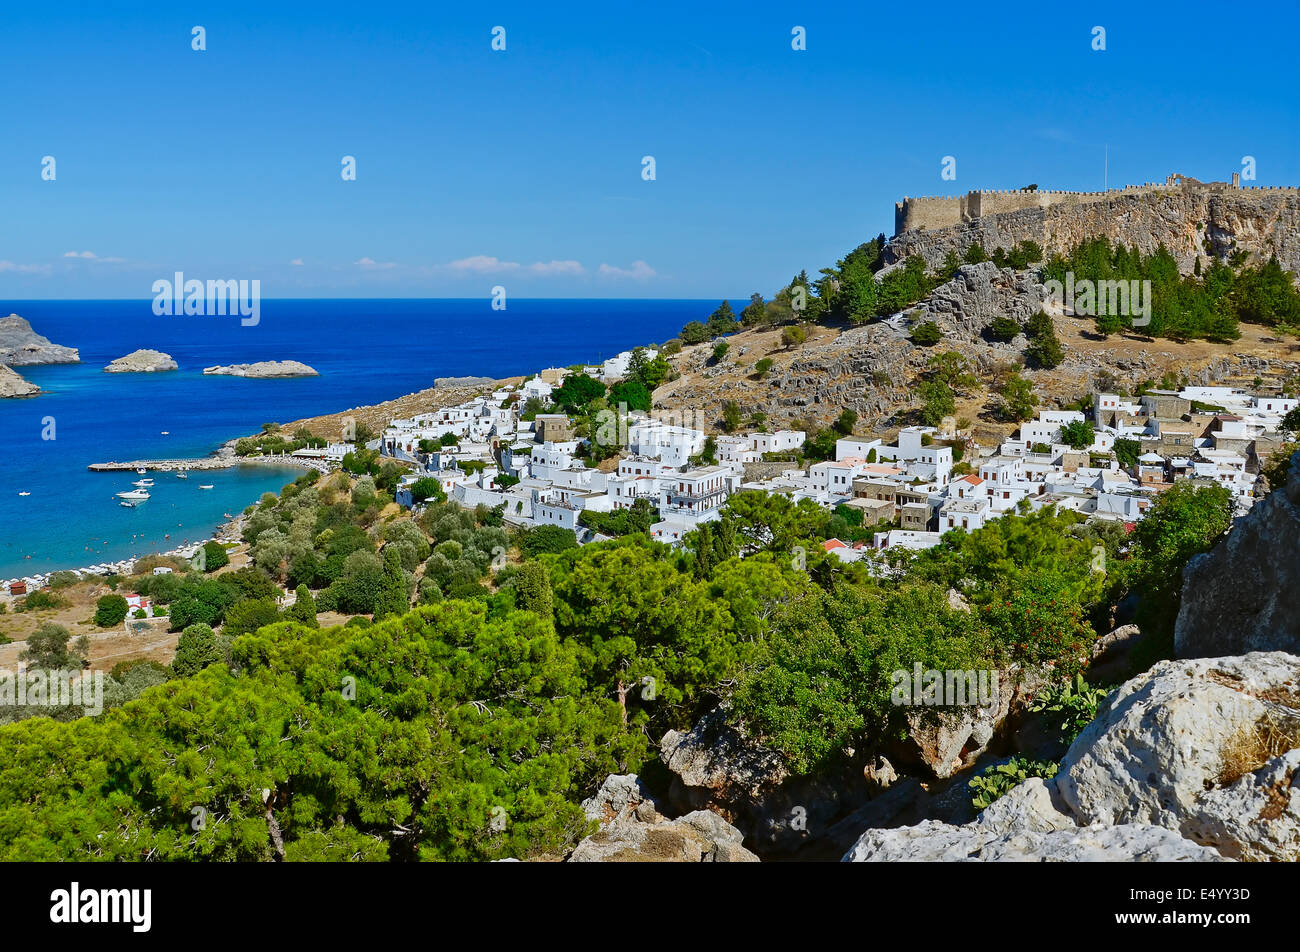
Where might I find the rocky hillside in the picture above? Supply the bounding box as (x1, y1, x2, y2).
(887, 183, 1300, 277)
(655, 262, 1300, 438)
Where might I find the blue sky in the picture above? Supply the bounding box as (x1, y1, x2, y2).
(2, 0, 1297, 299)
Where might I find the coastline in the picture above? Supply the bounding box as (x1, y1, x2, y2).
(6, 377, 511, 591)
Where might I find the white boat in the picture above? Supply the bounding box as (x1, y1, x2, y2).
(176, 471, 189, 479)
(17, 491, 30, 497)
(132, 479, 154, 488)
(136, 468, 147, 475)
(116, 489, 151, 501)
(197, 484, 214, 490)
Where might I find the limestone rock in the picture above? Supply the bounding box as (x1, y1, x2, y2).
(845, 821, 1226, 862)
(202, 360, 318, 378)
(104, 349, 178, 373)
(0, 314, 79, 365)
(569, 774, 759, 863)
(1056, 652, 1300, 861)
(843, 780, 1220, 862)
(898, 665, 1050, 779)
(1175, 451, 1300, 657)
(0, 364, 40, 398)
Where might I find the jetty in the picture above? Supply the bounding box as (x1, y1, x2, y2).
(88, 454, 329, 474)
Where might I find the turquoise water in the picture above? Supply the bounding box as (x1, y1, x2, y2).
(0, 298, 716, 578)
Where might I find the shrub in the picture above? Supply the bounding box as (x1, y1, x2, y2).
(911, 321, 942, 346)
(753, 357, 774, 379)
(986, 317, 1020, 342)
(19, 590, 63, 612)
(93, 594, 129, 628)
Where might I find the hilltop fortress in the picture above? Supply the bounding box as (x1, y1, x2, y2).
(887, 172, 1300, 278)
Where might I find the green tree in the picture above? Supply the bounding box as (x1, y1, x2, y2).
(286, 585, 319, 628)
(999, 373, 1038, 422)
(93, 594, 129, 628)
(721, 401, 743, 433)
(1058, 420, 1095, 449)
(173, 623, 222, 677)
(679, 320, 709, 345)
(201, 540, 229, 572)
(705, 300, 739, 336)
(19, 623, 88, 670)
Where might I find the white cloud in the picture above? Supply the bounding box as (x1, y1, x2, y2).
(599, 260, 657, 279)
(62, 250, 126, 263)
(448, 255, 520, 274)
(445, 256, 585, 276)
(0, 260, 51, 274)
(528, 260, 584, 275)
(290, 258, 304, 266)
(355, 257, 396, 271)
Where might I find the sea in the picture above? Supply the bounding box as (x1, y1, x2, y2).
(0, 298, 720, 580)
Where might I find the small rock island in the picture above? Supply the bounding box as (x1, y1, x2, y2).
(104, 349, 179, 373)
(0, 364, 40, 398)
(202, 360, 319, 378)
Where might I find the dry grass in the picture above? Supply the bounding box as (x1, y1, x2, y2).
(1217, 711, 1300, 787)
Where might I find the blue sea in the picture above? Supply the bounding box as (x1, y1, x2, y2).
(0, 299, 718, 579)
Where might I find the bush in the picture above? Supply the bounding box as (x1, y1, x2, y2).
(911, 321, 942, 346)
(93, 594, 129, 628)
(18, 590, 63, 612)
(753, 357, 774, 379)
(200, 540, 229, 572)
(986, 317, 1020, 342)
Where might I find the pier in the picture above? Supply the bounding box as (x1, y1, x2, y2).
(88, 454, 330, 474)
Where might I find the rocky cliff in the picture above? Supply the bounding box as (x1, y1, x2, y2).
(1175, 450, 1300, 658)
(0, 314, 79, 365)
(886, 184, 1300, 278)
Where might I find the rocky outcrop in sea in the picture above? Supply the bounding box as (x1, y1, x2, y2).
(0, 314, 79, 365)
(202, 360, 318, 378)
(0, 365, 40, 398)
(104, 349, 178, 373)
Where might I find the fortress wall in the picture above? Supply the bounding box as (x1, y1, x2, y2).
(884, 186, 1300, 280)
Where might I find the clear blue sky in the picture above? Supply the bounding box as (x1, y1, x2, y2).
(2, 0, 1297, 299)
